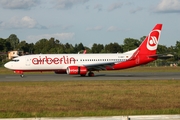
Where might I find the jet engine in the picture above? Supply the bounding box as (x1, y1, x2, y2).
(66, 66, 87, 76)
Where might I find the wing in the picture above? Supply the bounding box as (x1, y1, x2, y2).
(82, 61, 118, 71)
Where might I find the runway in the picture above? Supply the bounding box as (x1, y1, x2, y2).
(0, 71, 180, 81)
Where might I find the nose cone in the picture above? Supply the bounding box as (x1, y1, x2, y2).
(4, 62, 11, 69)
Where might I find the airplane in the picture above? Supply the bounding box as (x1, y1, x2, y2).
(4, 24, 162, 77)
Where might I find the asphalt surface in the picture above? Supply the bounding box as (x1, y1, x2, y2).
(0, 71, 180, 81)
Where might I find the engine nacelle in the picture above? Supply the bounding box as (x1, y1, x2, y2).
(66, 66, 87, 75)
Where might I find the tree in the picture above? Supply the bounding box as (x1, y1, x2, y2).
(7, 34, 19, 50)
(105, 42, 123, 53)
(157, 45, 168, 54)
(17, 41, 29, 53)
(140, 36, 146, 43)
(57, 44, 65, 53)
(64, 43, 74, 53)
(48, 38, 59, 53)
(77, 43, 85, 52)
(34, 39, 49, 54)
(28, 43, 34, 54)
(0, 38, 6, 51)
(0, 38, 11, 52)
(91, 43, 104, 53)
(122, 38, 140, 52)
(173, 41, 180, 61)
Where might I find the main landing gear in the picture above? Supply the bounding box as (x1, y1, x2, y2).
(80, 71, 95, 77)
(88, 71, 94, 77)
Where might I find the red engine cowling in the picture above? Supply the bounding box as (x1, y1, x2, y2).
(66, 66, 87, 75)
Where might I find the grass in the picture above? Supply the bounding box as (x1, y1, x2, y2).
(0, 67, 14, 74)
(0, 80, 179, 118)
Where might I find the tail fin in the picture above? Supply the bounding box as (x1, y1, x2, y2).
(129, 24, 162, 60)
(138, 24, 162, 55)
(113, 24, 163, 69)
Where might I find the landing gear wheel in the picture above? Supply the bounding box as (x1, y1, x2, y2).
(20, 74, 24, 78)
(88, 72, 94, 77)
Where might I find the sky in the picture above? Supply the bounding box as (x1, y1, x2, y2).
(0, 0, 180, 48)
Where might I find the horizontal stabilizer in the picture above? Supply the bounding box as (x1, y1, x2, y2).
(149, 54, 173, 59)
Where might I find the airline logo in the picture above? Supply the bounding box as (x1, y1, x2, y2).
(147, 30, 161, 51)
(32, 56, 76, 65)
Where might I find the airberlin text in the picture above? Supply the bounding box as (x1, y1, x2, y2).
(32, 56, 76, 65)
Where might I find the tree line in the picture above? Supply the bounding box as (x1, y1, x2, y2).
(0, 34, 180, 66)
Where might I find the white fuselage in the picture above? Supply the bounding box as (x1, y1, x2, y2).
(5, 51, 135, 71)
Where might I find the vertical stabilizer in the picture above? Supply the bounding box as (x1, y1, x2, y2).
(130, 24, 162, 60)
(138, 24, 162, 55)
(114, 24, 163, 69)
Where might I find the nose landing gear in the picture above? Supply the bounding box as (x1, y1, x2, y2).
(14, 70, 24, 78)
(20, 74, 24, 78)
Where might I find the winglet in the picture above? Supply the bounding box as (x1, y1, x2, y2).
(83, 50, 87, 54)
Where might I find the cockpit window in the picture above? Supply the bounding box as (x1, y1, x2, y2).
(11, 59, 19, 62)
